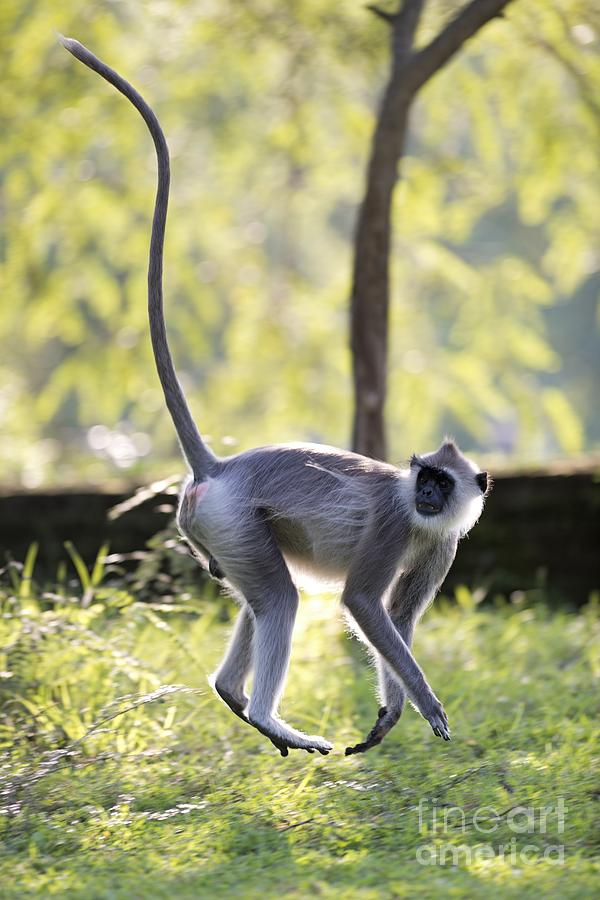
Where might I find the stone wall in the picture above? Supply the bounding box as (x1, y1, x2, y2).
(1, 470, 598, 604)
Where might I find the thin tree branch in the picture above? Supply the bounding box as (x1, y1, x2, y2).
(408, 0, 514, 91)
(367, 4, 398, 25)
(367, 2, 428, 63)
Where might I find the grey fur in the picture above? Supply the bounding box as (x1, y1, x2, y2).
(61, 40, 490, 756)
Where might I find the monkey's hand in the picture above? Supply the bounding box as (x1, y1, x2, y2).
(419, 694, 451, 742)
(345, 706, 402, 756)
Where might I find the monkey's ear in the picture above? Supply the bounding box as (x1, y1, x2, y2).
(476, 472, 488, 493)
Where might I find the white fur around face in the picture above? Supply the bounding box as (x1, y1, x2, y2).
(405, 463, 485, 538)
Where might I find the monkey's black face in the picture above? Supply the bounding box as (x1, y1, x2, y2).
(414, 466, 455, 517)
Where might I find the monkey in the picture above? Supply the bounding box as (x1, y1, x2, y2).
(60, 38, 490, 757)
(208, 555, 225, 580)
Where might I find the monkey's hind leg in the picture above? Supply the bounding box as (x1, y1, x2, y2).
(223, 519, 332, 757)
(212, 603, 255, 720)
(212, 602, 309, 756)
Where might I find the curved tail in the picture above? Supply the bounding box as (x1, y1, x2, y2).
(60, 37, 215, 479)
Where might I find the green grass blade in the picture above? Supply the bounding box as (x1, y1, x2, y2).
(91, 543, 109, 588)
(63, 541, 92, 592)
(19, 543, 39, 600)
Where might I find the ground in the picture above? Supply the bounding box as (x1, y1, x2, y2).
(1, 567, 598, 898)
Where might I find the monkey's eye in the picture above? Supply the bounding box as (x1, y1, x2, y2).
(437, 475, 454, 492)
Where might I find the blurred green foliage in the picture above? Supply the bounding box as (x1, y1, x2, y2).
(1, 0, 599, 487)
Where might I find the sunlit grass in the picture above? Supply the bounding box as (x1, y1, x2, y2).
(0, 566, 598, 898)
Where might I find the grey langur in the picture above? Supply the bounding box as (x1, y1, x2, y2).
(60, 38, 490, 757)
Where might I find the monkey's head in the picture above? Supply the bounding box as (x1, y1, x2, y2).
(409, 440, 490, 535)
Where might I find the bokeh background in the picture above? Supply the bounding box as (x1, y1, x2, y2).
(1, 0, 599, 488)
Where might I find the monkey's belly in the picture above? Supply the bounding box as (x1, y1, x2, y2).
(269, 514, 358, 579)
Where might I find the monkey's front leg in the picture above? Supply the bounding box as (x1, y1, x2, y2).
(345, 560, 454, 755)
(342, 591, 450, 745)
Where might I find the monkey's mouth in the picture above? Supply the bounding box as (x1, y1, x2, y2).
(416, 501, 442, 516)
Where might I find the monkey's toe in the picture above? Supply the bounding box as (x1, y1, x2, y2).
(250, 715, 332, 756)
(272, 742, 327, 757)
(271, 742, 325, 757)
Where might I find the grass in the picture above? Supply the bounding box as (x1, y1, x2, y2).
(0, 555, 598, 898)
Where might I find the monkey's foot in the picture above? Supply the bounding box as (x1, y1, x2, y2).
(345, 705, 402, 756)
(248, 714, 333, 757)
(214, 684, 295, 753)
(214, 683, 249, 723)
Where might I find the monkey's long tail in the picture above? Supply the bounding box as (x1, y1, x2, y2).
(59, 37, 215, 480)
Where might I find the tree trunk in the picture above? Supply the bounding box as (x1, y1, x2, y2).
(350, 0, 514, 460)
(350, 89, 410, 461)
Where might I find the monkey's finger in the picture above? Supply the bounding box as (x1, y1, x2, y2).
(430, 719, 451, 741)
(345, 742, 367, 755)
(345, 705, 403, 755)
(345, 737, 379, 755)
(345, 728, 385, 755)
(345, 743, 365, 756)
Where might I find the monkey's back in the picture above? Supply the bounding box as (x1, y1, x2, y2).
(218, 443, 405, 576)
